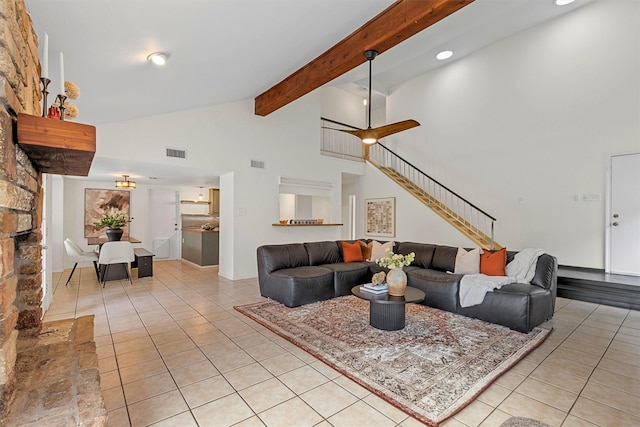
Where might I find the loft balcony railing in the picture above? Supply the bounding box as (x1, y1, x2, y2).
(320, 118, 363, 162)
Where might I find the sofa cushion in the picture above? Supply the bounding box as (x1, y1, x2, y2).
(396, 242, 436, 269)
(341, 241, 364, 262)
(480, 248, 507, 276)
(454, 247, 480, 274)
(457, 283, 552, 332)
(267, 266, 335, 307)
(304, 241, 341, 266)
(358, 240, 373, 261)
(370, 240, 394, 261)
(406, 268, 462, 312)
(431, 246, 458, 272)
(258, 244, 309, 273)
(321, 262, 371, 297)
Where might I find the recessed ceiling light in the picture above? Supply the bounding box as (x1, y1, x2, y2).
(147, 52, 169, 66)
(436, 50, 454, 61)
(554, 0, 575, 5)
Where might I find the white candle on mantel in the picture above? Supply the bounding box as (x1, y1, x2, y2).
(42, 33, 48, 78)
(59, 51, 64, 95)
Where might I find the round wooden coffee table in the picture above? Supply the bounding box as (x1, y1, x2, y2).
(351, 285, 425, 331)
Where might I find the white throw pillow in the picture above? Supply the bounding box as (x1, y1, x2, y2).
(370, 241, 395, 262)
(454, 247, 480, 274)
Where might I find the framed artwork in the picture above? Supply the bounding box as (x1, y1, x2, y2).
(84, 188, 131, 237)
(365, 197, 395, 237)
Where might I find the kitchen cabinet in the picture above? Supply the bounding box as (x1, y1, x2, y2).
(209, 188, 220, 215)
(182, 229, 219, 266)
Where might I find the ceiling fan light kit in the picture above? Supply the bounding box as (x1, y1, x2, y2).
(325, 50, 420, 146)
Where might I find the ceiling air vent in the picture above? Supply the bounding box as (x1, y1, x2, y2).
(251, 159, 265, 169)
(166, 147, 186, 159)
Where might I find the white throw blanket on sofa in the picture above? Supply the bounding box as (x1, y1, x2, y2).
(459, 248, 545, 308)
(459, 275, 515, 307)
(506, 248, 545, 283)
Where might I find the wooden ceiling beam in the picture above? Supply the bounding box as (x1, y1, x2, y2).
(254, 0, 474, 116)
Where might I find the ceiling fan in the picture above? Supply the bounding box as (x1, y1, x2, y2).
(326, 49, 420, 145)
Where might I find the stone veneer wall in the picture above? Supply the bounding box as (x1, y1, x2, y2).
(0, 0, 45, 417)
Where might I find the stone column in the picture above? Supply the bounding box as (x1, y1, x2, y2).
(0, 0, 44, 417)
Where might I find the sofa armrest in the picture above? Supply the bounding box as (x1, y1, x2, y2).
(257, 244, 309, 276)
(531, 254, 558, 292)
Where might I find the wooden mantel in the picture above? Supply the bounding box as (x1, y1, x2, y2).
(16, 113, 96, 176)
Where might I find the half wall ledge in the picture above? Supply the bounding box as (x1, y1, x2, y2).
(16, 113, 96, 176)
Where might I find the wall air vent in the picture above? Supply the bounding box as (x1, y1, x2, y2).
(251, 160, 265, 169)
(166, 147, 186, 159)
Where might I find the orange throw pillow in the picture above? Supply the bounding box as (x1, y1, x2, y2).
(342, 241, 364, 262)
(480, 248, 507, 276)
(358, 240, 373, 261)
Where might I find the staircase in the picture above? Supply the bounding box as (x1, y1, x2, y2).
(320, 118, 500, 249)
(367, 143, 501, 249)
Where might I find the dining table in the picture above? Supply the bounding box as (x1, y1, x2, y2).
(86, 236, 142, 246)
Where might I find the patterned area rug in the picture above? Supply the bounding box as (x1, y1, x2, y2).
(235, 296, 551, 426)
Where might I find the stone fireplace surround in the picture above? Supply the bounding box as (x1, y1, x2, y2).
(0, 1, 104, 423)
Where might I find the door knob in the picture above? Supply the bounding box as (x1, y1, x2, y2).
(613, 213, 619, 218)
(613, 222, 619, 226)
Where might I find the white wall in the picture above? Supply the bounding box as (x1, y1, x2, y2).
(53, 0, 635, 277)
(322, 87, 368, 128)
(56, 94, 366, 279)
(359, 0, 639, 267)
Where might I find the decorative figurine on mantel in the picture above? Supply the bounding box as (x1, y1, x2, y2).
(50, 81, 80, 120)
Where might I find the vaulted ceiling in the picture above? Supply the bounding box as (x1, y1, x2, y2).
(24, 0, 593, 185)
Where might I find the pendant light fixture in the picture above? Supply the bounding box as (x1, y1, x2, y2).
(115, 174, 136, 189)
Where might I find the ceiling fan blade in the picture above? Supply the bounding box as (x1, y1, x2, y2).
(370, 119, 420, 140)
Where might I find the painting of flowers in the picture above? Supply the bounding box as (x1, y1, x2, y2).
(84, 189, 130, 237)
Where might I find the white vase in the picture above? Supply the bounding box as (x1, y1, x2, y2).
(386, 267, 407, 296)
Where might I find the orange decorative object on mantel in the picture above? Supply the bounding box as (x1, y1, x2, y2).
(47, 107, 60, 119)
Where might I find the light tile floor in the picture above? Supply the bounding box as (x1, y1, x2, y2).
(44, 261, 640, 427)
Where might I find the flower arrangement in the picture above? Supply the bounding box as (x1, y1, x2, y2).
(375, 248, 415, 269)
(64, 81, 80, 99)
(93, 212, 130, 229)
(62, 102, 79, 119)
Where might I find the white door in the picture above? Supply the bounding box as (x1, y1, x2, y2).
(148, 189, 180, 260)
(610, 153, 640, 276)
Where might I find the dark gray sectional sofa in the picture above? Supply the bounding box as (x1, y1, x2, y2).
(256, 240, 558, 332)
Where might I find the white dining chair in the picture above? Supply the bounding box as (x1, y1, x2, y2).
(63, 238, 100, 285)
(98, 241, 135, 287)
